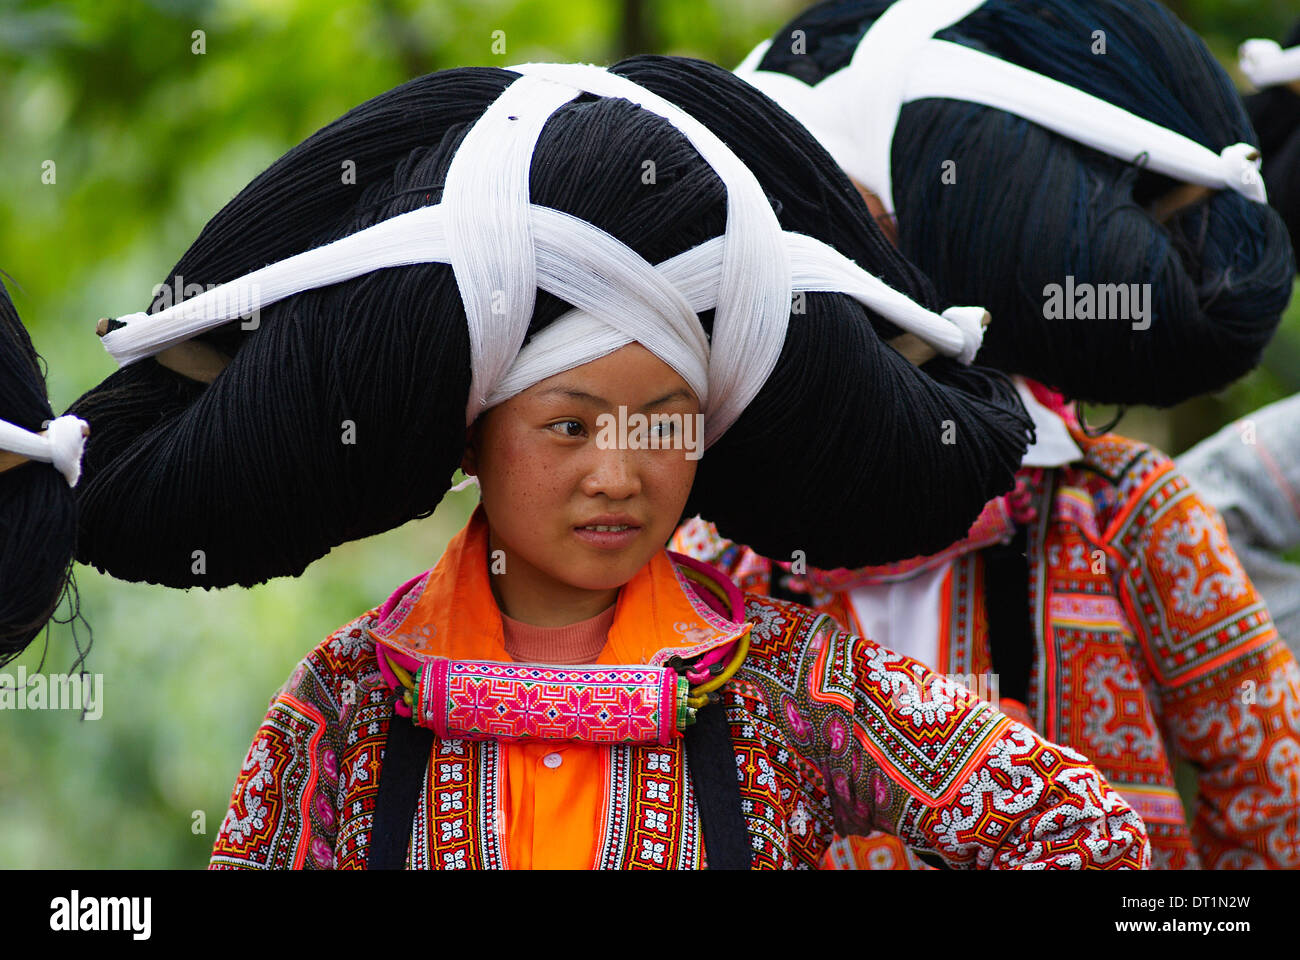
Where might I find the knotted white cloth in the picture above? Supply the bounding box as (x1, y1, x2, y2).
(100, 62, 989, 451)
(1240, 39, 1300, 89)
(736, 0, 1268, 214)
(0, 414, 88, 486)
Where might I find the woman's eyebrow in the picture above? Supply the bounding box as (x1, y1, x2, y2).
(535, 387, 606, 405)
(534, 387, 694, 409)
(643, 389, 694, 408)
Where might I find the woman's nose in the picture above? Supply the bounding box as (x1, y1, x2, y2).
(580, 445, 642, 500)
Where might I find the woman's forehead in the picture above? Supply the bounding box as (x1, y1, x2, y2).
(523, 345, 701, 407)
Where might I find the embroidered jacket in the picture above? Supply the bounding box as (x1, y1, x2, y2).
(673, 429, 1300, 870)
(210, 510, 1149, 870)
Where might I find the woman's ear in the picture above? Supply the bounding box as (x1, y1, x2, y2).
(849, 176, 900, 248)
(461, 420, 480, 477)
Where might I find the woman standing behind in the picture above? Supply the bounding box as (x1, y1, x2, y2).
(1177, 22, 1300, 657)
(676, 0, 1300, 869)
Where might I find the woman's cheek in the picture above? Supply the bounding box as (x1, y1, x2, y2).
(647, 453, 697, 537)
(492, 430, 555, 497)
(658, 451, 698, 501)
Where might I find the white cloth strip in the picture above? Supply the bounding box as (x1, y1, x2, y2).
(843, 0, 980, 220)
(495, 228, 986, 403)
(442, 76, 578, 416)
(1240, 40, 1300, 89)
(737, 0, 1267, 214)
(782, 233, 983, 363)
(908, 42, 1266, 204)
(510, 62, 792, 449)
(0, 415, 88, 486)
(102, 202, 710, 425)
(101, 204, 458, 368)
(644, 234, 979, 359)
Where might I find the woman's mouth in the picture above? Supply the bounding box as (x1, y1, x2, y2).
(573, 521, 642, 549)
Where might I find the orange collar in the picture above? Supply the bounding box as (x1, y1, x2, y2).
(368, 505, 748, 668)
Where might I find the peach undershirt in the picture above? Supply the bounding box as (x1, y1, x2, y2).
(501, 605, 615, 664)
(496, 604, 617, 870)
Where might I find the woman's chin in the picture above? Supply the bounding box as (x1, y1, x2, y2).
(550, 556, 653, 594)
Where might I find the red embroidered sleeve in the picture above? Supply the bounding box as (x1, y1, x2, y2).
(748, 596, 1150, 869)
(209, 616, 375, 869)
(208, 689, 330, 869)
(1106, 454, 1300, 868)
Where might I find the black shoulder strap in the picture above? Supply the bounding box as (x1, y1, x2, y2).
(369, 698, 752, 870)
(981, 525, 1034, 705)
(367, 709, 434, 870)
(684, 699, 752, 869)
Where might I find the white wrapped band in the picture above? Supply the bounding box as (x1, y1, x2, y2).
(100, 64, 987, 450)
(443, 76, 579, 415)
(489, 207, 710, 409)
(511, 62, 793, 448)
(0, 415, 88, 486)
(1240, 40, 1300, 89)
(491, 231, 986, 404)
(737, 0, 1267, 213)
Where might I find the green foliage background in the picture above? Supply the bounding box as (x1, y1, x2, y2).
(0, 0, 1295, 867)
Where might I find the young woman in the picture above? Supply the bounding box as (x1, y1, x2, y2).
(1178, 22, 1300, 657)
(674, 0, 1300, 870)
(1179, 394, 1300, 656)
(67, 56, 1147, 868)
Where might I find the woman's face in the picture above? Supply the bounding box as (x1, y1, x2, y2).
(462, 343, 701, 623)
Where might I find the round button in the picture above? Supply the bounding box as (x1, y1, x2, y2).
(542, 752, 563, 769)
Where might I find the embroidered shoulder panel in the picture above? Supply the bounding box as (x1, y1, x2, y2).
(1075, 431, 1163, 490)
(210, 691, 329, 869)
(1107, 466, 1277, 686)
(212, 614, 389, 870)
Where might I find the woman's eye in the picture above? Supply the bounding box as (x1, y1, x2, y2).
(549, 419, 585, 438)
(651, 419, 677, 438)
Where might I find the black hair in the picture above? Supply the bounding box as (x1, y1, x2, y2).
(1245, 18, 1300, 253)
(68, 57, 1033, 584)
(0, 277, 80, 665)
(759, 0, 1296, 406)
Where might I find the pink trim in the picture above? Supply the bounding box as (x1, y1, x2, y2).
(275, 694, 325, 870)
(373, 635, 423, 718)
(430, 659, 451, 740)
(668, 550, 745, 622)
(659, 671, 676, 746)
(371, 569, 437, 718)
(426, 662, 673, 744)
(374, 570, 432, 635)
(666, 552, 750, 683)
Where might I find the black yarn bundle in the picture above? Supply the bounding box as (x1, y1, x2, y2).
(68, 57, 1032, 586)
(1245, 19, 1300, 253)
(0, 278, 78, 665)
(759, 0, 1296, 407)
